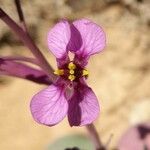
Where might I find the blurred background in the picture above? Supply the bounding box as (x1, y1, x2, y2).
(0, 0, 150, 149)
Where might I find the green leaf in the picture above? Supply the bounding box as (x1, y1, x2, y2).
(48, 134, 94, 150)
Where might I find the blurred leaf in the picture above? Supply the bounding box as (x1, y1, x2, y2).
(48, 134, 94, 150)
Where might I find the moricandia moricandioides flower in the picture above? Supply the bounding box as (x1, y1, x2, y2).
(30, 19, 106, 127)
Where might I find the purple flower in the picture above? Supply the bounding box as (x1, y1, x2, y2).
(30, 19, 106, 127)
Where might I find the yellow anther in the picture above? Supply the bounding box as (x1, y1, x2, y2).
(69, 69, 74, 75)
(68, 62, 76, 70)
(54, 69, 64, 76)
(82, 69, 89, 76)
(68, 75, 76, 81)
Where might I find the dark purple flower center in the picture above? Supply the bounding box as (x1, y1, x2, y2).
(54, 62, 88, 82)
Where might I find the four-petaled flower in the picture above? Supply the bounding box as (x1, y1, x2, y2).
(30, 19, 106, 127)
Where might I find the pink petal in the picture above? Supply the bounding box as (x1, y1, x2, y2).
(30, 85, 68, 126)
(68, 85, 100, 126)
(72, 19, 106, 58)
(66, 23, 82, 53)
(118, 123, 150, 150)
(47, 20, 71, 59)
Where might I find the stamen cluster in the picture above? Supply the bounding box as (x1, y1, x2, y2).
(54, 62, 89, 81)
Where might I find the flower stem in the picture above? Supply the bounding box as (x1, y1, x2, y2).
(14, 0, 27, 32)
(86, 124, 106, 150)
(2, 56, 39, 65)
(0, 8, 56, 82)
(0, 58, 51, 85)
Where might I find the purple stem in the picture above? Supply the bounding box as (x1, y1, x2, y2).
(2, 56, 39, 65)
(86, 124, 106, 150)
(14, 0, 27, 32)
(0, 58, 51, 85)
(0, 8, 56, 82)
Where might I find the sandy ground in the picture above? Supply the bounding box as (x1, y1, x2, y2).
(0, 0, 150, 149)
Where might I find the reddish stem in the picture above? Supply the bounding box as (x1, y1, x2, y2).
(86, 124, 106, 150)
(0, 58, 51, 85)
(2, 56, 39, 65)
(14, 0, 27, 32)
(0, 8, 56, 82)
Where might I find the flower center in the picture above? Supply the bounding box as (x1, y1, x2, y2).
(54, 62, 89, 81)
